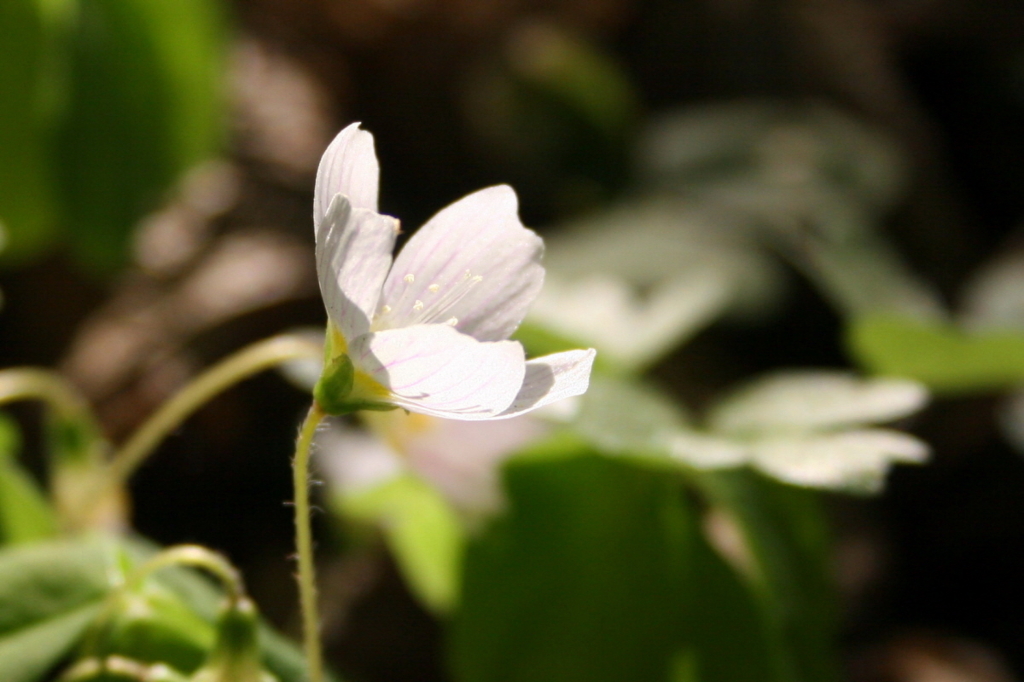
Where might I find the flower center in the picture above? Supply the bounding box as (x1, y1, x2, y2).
(373, 270, 483, 330)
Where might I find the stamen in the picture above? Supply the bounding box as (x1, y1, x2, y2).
(375, 270, 484, 329)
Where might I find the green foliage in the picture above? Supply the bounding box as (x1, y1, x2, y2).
(339, 474, 465, 614)
(848, 315, 1024, 394)
(0, 0, 225, 274)
(449, 451, 810, 682)
(694, 470, 838, 682)
(0, 536, 335, 682)
(0, 414, 59, 545)
(0, 0, 61, 262)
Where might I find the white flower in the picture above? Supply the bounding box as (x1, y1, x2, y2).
(313, 123, 595, 419)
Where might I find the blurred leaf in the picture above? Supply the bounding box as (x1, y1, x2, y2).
(678, 521, 787, 682)
(0, 535, 335, 682)
(450, 453, 688, 682)
(0, 604, 102, 682)
(708, 371, 928, 436)
(0, 0, 59, 262)
(572, 374, 690, 458)
(57, 0, 223, 273)
(848, 315, 1024, 394)
(89, 586, 215, 672)
(0, 413, 59, 546)
(340, 474, 465, 614)
(0, 537, 114, 682)
(694, 470, 838, 682)
(508, 24, 636, 139)
(451, 451, 799, 682)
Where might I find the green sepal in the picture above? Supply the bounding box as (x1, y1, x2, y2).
(313, 354, 354, 416)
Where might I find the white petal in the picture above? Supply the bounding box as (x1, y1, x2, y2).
(493, 349, 597, 419)
(377, 186, 543, 341)
(709, 371, 929, 435)
(314, 122, 379, 227)
(351, 324, 527, 419)
(316, 195, 399, 340)
(749, 429, 929, 492)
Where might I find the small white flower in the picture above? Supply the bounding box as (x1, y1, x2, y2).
(313, 123, 595, 419)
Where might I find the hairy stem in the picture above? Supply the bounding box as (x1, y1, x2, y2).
(293, 402, 326, 682)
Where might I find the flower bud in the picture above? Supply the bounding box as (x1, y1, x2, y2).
(189, 597, 275, 682)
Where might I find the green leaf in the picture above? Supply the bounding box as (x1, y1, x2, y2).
(848, 315, 1024, 394)
(449, 453, 690, 682)
(339, 474, 465, 614)
(0, 536, 336, 682)
(0, 537, 113, 635)
(693, 470, 839, 682)
(0, 604, 102, 682)
(0, 0, 62, 264)
(0, 537, 116, 682)
(89, 585, 215, 673)
(0, 414, 59, 546)
(57, 0, 223, 273)
(678, 525, 786, 682)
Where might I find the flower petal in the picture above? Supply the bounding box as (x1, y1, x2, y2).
(377, 185, 543, 341)
(314, 122, 379, 228)
(316, 195, 399, 340)
(351, 324, 527, 419)
(493, 349, 596, 418)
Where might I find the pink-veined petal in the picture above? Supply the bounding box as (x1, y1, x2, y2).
(350, 324, 527, 419)
(314, 122, 379, 228)
(493, 348, 597, 419)
(316, 195, 399, 340)
(376, 186, 543, 341)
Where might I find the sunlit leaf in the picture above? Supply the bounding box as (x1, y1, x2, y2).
(0, 413, 58, 546)
(339, 474, 465, 614)
(848, 315, 1024, 394)
(709, 371, 928, 435)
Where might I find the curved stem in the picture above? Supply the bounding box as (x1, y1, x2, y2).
(293, 402, 326, 682)
(100, 334, 322, 499)
(0, 368, 103, 454)
(129, 544, 246, 602)
(0, 368, 91, 416)
(72, 335, 320, 525)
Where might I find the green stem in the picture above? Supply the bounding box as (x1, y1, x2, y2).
(0, 368, 103, 451)
(82, 335, 321, 520)
(0, 368, 90, 416)
(293, 402, 326, 682)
